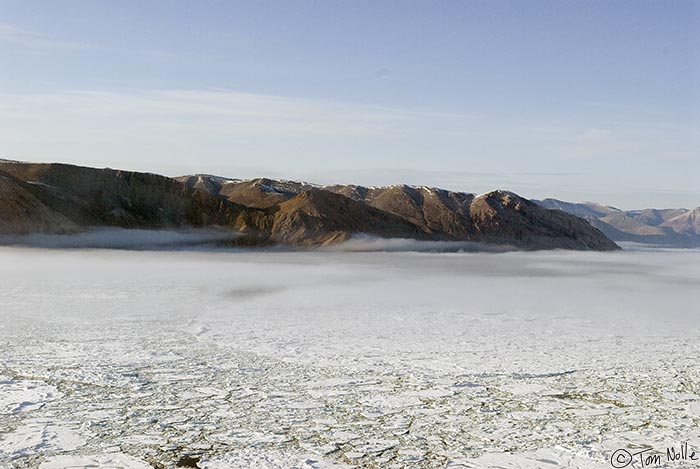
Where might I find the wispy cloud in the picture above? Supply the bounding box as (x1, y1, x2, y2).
(0, 88, 466, 143)
(0, 23, 98, 51)
(0, 22, 172, 59)
(1, 87, 695, 209)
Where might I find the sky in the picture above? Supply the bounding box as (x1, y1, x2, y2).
(0, 0, 698, 209)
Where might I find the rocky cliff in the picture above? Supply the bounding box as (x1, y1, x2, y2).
(175, 174, 619, 250)
(0, 162, 620, 250)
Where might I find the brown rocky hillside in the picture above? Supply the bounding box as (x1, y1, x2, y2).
(0, 162, 621, 250)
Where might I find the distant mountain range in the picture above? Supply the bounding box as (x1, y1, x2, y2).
(0, 160, 623, 251)
(534, 199, 700, 247)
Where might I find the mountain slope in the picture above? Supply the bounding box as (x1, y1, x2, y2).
(661, 208, 700, 236)
(326, 184, 475, 238)
(0, 171, 79, 235)
(175, 175, 313, 209)
(0, 162, 268, 235)
(0, 162, 620, 250)
(326, 185, 618, 250)
(534, 198, 700, 246)
(269, 188, 429, 246)
(632, 208, 688, 227)
(467, 191, 619, 250)
(180, 175, 618, 250)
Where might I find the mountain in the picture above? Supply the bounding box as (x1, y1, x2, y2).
(326, 185, 618, 250)
(467, 190, 621, 250)
(326, 184, 474, 238)
(0, 170, 79, 235)
(534, 198, 700, 247)
(0, 161, 619, 250)
(268, 188, 429, 246)
(659, 208, 700, 236)
(176, 174, 619, 250)
(0, 161, 268, 236)
(175, 175, 314, 208)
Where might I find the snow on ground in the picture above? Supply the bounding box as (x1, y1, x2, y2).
(0, 246, 698, 468)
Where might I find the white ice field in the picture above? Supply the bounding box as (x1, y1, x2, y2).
(0, 243, 698, 468)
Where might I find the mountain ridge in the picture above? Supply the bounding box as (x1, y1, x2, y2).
(175, 173, 618, 250)
(534, 198, 700, 247)
(0, 161, 619, 250)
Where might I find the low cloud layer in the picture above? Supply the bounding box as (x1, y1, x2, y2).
(326, 235, 514, 253)
(0, 228, 240, 250)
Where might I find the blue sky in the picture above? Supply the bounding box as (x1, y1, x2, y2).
(0, 0, 698, 208)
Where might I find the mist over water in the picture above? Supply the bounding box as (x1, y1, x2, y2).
(0, 230, 518, 253)
(1, 246, 696, 326)
(0, 228, 242, 250)
(324, 235, 515, 253)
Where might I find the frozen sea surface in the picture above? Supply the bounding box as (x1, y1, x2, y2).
(0, 246, 698, 468)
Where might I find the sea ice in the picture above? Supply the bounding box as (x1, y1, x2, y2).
(0, 246, 698, 468)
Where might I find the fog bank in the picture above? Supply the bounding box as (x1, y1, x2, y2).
(0, 228, 241, 250)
